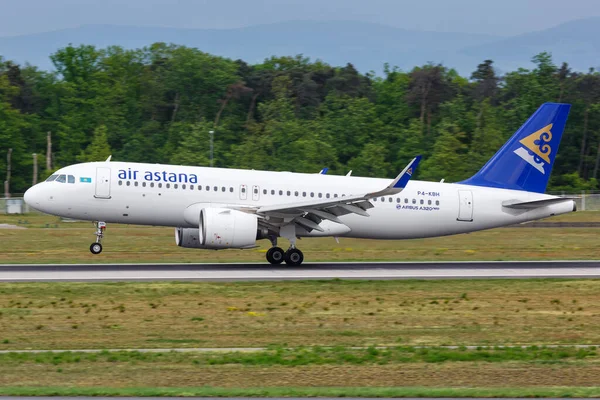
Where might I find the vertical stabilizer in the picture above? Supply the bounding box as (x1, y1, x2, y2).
(459, 103, 570, 193)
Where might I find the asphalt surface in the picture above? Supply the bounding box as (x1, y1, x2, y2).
(0, 261, 599, 281)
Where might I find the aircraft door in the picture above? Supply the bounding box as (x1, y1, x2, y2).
(252, 185, 260, 201)
(239, 184, 248, 200)
(457, 190, 473, 222)
(94, 167, 111, 199)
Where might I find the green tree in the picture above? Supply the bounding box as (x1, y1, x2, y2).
(420, 122, 468, 182)
(77, 125, 112, 162)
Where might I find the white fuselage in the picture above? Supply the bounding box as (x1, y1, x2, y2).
(25, 161, 575, 240)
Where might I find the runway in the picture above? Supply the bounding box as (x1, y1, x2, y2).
(0, 260, 599, 282)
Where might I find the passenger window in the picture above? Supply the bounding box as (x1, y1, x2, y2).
(380, 197, 384, 202)
(428, 200, 431, 205)
(118, 181, 123, 186)
(127, 181, 131, 186)
(271, 190, 275, 195)
(310, 192, 314, 197)
(182, 184, 186, 189)
(213, 186, 218, 191)
(295, 191, 299, 196)
(158, 183, 162, 188)
(142, 182, 146, 187)
(420, 199, 424, 205)
(56, 175, 66, 183)
(174, 184, 178, 189)
(135, 181, 139, 187)
(396, 198, 401, 203)
(334, 194, 338, 198)
(190, 185, 194, 190)
(279, 190, 283, 195)
(230, 187, 234, 192)
(263, 189, 267, 195)
(222, 187, 226, 192)
(46, 175, 58, 182)
(166, 183, 170, 188)
(404, 198, 408, 204)
(436, 200, 440, 206)
(68, 175, 75, 184)
(412, 199, 416, 204)
(373, 198, 377, 202)
(318, 193, 322, 198)
(389, 197, 393, 203)
(326, 193, 330, 198)
(303, 192, 307, 197)
(150, 182, 155, 188)
(287, 191, 291, 196)
(206, 186, 210, 191)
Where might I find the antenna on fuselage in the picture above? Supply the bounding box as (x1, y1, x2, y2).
(105, 155, 112, 162)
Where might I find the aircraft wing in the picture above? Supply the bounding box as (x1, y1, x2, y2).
(251, 156, 421, 232)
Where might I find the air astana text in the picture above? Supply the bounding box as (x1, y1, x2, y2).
(118, 169, 199, 184)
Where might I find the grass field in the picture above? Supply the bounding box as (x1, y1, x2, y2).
(1, 279, 600, 391)
(1, 212, 600, 263)
(1, 280, 599, 350)
(0, 347, 600, 389)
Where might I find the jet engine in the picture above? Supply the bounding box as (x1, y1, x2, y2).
(175, 207, 258, 249)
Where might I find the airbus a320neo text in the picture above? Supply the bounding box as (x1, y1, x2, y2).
(25, 103, 576, 266)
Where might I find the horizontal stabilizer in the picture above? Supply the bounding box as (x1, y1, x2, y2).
(502, 197, 577, 209)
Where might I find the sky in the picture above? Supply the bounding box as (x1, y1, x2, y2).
(1, 0, 600, 37)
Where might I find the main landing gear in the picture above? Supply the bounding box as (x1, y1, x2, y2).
(265, 227, 304, 266)
(266, 246, 304, 266)
(90, 221, 106, 255)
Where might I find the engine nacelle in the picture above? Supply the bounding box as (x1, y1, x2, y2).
(175, 208, 258, 249)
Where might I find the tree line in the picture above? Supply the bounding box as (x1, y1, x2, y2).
(1, 44, 599, 195)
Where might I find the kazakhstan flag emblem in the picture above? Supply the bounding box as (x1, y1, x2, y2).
(80, 177, 92, 183)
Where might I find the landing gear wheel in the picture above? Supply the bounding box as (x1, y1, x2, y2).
(90, 221, 106, 255)
(284, 248, 304, 266)
(90, 243, 103, 254)
(266, 247, 285, 265)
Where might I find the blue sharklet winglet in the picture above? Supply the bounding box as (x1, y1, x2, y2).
(368, 155, 421, 198)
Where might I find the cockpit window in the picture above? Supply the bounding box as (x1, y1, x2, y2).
(68, 175, 75, 184)
(55, 175, 67, 183)
(46, 175, 58, 182)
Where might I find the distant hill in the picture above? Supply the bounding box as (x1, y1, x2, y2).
(461, 17, 600, 73)
(1, 19, 599, 75)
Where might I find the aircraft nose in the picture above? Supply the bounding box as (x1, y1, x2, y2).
(24, 184, 42, 209)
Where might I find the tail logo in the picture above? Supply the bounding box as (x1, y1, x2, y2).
(513, 123, 553, 174)
(407, 168, 413, 176)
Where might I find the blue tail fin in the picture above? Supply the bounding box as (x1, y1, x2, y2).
(459, 102, 571, 193)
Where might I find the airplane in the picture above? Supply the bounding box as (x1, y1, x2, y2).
(24, 103, 576, 266)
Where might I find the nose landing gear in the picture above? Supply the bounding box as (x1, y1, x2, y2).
(90, 221, 106, 254)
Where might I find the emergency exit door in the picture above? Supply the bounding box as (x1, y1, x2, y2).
(457, 190, 473, 222)
(94, 167, 111, 199)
